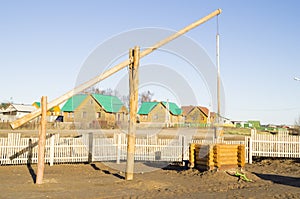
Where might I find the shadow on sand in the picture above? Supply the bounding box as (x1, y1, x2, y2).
(254, 172, 300, 188)
(27, 139, 36, 183)
(90, 163, 125, 180)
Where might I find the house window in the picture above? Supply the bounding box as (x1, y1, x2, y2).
(68, 112, 74, 118)
(97, 112, 101, 118)
(90, 99, 93, 104)
(82, 111, 87, 118)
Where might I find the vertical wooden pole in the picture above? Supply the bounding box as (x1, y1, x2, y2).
(249, 137, 253, 164)
(49, 134, 54, 166)
(36, 96, 47, 184)
(125, 46, 140, 180)
(88, 132, 93, 163)
(116, 133, 121, 164)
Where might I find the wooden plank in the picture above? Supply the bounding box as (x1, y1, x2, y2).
(10, 9, 222, 129)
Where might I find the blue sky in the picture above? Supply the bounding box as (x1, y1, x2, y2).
(1, 1, 300, 125)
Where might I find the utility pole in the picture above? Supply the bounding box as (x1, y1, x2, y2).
(216, 23, 221, 124)
(215, 16, 222, 141)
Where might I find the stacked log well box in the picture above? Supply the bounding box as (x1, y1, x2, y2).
(189, 143, 245, 171)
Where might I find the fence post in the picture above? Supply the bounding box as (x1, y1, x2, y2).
(116, 133, 121, 164)
(88, 133, 93, 163)
(249, 137, 253, 164)
(49, 134, 55, 166)
(181, 135, 186, 165)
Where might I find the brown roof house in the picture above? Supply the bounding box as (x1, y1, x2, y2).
(137, 101, 184, 127)
(182, 105, 211, 127)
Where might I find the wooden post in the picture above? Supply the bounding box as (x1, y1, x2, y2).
(88, 132, 93, 163)
(116, 133, 121, 164)
(181, 135, 186, 165)
(189, 143, 196, 168)
(125, 46, 140, 180)
(49, 134, 55, 166)
(249, 137, 253, 164)
(36, 96, 47, 184)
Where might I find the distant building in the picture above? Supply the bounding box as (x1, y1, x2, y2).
(248, 120, 261, 128)
(32, 101, 61, 122)
(0, 104, 36, 122)
(182, 105, 209, 126)
(232, 120, 261, 128)
(61, 94, 128, 128)
(138, 101, 183, 127)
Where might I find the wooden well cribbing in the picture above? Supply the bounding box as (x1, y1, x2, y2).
(190, 143, 245, 171)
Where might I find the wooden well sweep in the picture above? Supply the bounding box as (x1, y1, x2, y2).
(189, 143, 245, 171)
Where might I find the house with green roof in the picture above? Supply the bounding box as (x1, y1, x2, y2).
(60, 94, 88, 122)
(91, 94, 128, 127)
(137, 101, 183, 126)
(61, 94, 128, 128)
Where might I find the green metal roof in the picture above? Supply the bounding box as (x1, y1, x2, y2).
(61, 94, 88, 112)
(161, 101, 182, 115)
(92, 94, 124, 113)
(33, 102, 41, 107)
(137, 102, 159, 115)
(137, 101, 182, 115)
(33, 101, 56, 111)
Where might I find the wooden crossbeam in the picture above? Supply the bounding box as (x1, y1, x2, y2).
(10, 9, 222, 129)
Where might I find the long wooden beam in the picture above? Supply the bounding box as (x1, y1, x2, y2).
(10, 9, 222, 129)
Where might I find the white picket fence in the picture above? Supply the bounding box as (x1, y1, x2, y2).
(90, 133, 185, 162)
(247, 129, 300, 163)
(1, 130, 299, 166)
(0, 133, 89, 165)
(0, 133, 186, 165)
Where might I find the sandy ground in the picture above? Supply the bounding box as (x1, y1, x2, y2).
(0, 158, 299, 199)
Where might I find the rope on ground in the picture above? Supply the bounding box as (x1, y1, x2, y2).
(226, 170, 253, 182)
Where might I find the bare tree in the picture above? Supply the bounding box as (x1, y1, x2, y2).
(140, 90, 154, 103)
(295, 115, 300, 127)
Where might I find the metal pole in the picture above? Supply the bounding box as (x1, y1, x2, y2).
(216, 33, 221, 124)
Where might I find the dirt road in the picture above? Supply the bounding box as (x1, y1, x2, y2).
(0, 158, 299, 199)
